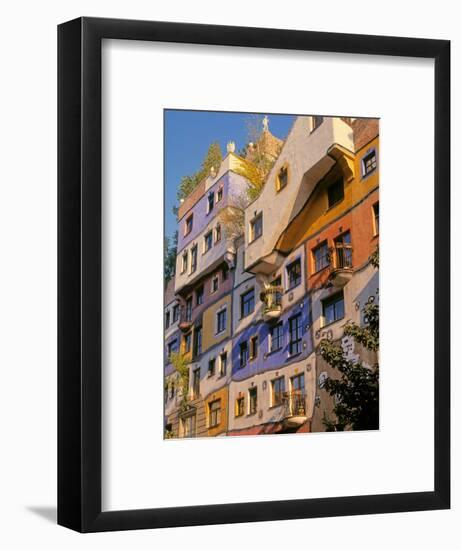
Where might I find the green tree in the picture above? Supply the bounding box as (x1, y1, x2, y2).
(164, 230, 178, 284)
(318, 249, 379, 431)
(176, 142, 223, 203)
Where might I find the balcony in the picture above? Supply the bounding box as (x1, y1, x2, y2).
(282, 391, 308, 428)
(329, 244, 353, 287)
(178, 307, 192, 332)
(260, 285, 283, 322)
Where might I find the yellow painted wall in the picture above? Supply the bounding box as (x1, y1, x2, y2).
(204, 386, 229, 436)
(276, 136, 379, 253)
(202, 294, 232, 352)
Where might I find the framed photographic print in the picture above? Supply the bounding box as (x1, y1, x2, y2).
(58, 17, 450, 532)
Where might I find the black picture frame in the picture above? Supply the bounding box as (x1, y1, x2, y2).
(58, 17, 450, 532)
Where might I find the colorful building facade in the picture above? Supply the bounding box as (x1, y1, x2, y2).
(164, 115, 379, 438)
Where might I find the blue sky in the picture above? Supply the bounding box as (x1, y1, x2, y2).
(164, 110, 295, 239)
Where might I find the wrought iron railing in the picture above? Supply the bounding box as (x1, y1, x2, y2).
(330, 244, 353, 270)
(282, 391, 307, 418)
(261, 285, 283, 315)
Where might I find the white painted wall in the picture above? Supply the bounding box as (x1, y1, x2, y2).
(244, 116, 354, 270)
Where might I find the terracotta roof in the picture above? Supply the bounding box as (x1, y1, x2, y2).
(164, 278, 176, 306)
(352, 118, 379, 151)
(177, 177, 207, 221)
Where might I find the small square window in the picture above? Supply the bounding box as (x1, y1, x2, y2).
(312, 241, 330, 273)
(235, 396, 245, 417)
(311, 115, 324, 132)
(373, 202, 379, 236)
(219, 352, 227, 376)
(287, 258, 301, 289)
(250, 213, 263, 242)
(362, 150, 377, 176)
(207, 191, 215, 214)
(216, 308, 227, 333)
(215, 223, 222, 243)
(184, 214, 193, 236)
(276, 166, 288, 191)
(248, 387, 257, 415)
(250, 335, 258, 360)
(269, 322, 283, 352)
(208, 399, 221, 427)
(190, 244, 198, 273)
(322, 292, 345, 326)
(327, 179, 344, 208)
(195, 285, 204, 306)
(181, 251, 188, 273)
(271, 377, 285, 406)
(208, 358, 216, 376)
(204, 231, 213, 253)
(240, 288, 255, 318)
(183, 332, 192, 354)
(239, 341, 249, 369)
(211, 275, 219, 293)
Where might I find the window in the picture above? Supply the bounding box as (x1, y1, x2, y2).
(362, 149, 377, 176)
(208, 358, 216, 376)
(222, 264, 229, 281)
(208, 399, 221, 427)
(181, 251, 188, 273)
(193, 326, 202, 357)
(240, 288, 255, 318)
(215, 223, 222, 243)
(217, 308, 227, 333)
(271, 377, 285, 406)
(239, 341, 249, 369)
(327, 178, 344, 208)
(184, 214, 193, 236)
(235, 396, 245, 417)
(165, 310, 170, 329)
(334, 231, 352, 268)
(288, 313, 303, 355)
(311, 115, 324, 131)
(167, 339, 178, 359)
(373, 202, 379, 236)
(287, 258, 302, 289)
(204, 231, 213, 253)
(172, 304, 179, 323)
(219, 352, 227, 376)
(195, 285, 204, 306)
(322, 292, 345, 326)
(313, 241, 330, 272)
(169, 381, 175, 399)
(271, 276, 283, 303)
(211, 274, 219, 293)
(190, 244, 198, 273)
(249, 387, 257, 415)
(185, 296, 193, 322)
(250, 335, 258, 360)
(207, 191, 215, 213)
(250, 213, 263, 242)
(291, 373, 305, 393)
(192, 368, 200, 399)
(181, 414, 196, 438)
(183, 332, 192, 354)
(276, 165, 288, 191)
(217, 186, 223, 202)
(269, 322, 283, 352)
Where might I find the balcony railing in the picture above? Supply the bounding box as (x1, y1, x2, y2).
(260, 285, 283, 322)
(281, 391, 307, 428)
(329, 244, 353, 287)
(178, 306, 192, 332)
